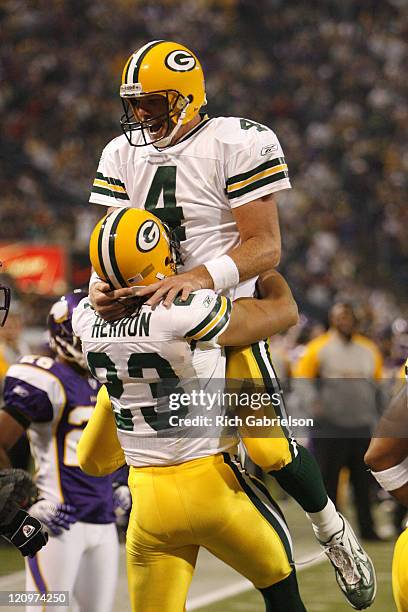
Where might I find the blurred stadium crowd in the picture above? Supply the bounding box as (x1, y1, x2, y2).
(0, 0, 407, 358)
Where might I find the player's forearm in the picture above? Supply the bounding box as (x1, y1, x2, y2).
(257, 269, 294, 301)
(0, 412, 27, 469)
(367, 444, 408, 508)
(365, 432, 408, 508)
(219, 268, 298, 346)
(251, 295, 298, 338)
(220, 294, 298, 347)
(229, 193, 282, 283)
(388, 483, 408, 507)
(365, 436, 408, 472)
(257, 269, 299, 332)
(0, 446, 12, 469)
(228, 235, 280, 282)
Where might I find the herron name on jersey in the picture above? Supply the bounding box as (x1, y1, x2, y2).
(72, 290, 239, 468)
(3, 356, 115, 523)
(90, 116, 291, 299)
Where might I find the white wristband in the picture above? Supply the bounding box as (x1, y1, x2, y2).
(204, 255, 239, 292)
(371, 455, 408, 491)
(89, 271, 103, 292)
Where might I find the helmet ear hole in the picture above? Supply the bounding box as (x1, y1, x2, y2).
(165, 257, 170, 266)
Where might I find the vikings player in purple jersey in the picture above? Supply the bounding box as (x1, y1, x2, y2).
(0, 291, 128, 612)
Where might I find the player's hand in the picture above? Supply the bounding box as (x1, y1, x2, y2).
(135, 266, 214, 308)
(89, 281, 135, 322)
(1, 509, 48, 558)
(0, 509, 48, 557)
(28, 500, 78, 537)
(113, 484, 131, 528)
(113, 485, 131, 513)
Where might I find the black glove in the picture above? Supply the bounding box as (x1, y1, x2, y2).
(1, 508, 48, 557)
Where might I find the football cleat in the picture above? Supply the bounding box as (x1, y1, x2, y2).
(320, 513, 376, 610)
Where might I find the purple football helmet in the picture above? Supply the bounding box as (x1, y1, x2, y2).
(47, 290, 87, 369)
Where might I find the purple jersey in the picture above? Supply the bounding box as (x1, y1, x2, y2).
(3, 354, 115, 524)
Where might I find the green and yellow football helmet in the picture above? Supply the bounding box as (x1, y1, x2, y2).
(89, 208, 177, 289)
(120, 40, 206, 147)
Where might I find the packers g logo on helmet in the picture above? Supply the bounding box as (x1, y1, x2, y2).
(89, 208, 176, 289)
(120, 40, 206, 147)
(136, 220, 161, 252)
(165, 50, 196, 72)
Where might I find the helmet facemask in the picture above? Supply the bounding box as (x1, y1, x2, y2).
(120, 89, 190, 148)
(0, 284, 11, 327)
(47, 291, 88, 371)
(49, 333, 87, 371)
(161, 222, 183, 269)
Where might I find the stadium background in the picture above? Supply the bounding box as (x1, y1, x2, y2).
(0, 0, 407, 610)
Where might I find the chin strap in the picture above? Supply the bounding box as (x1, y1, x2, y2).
(153, 103, 189, 149)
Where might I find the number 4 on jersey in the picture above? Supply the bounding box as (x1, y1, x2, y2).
(145, 166, 186, 242)
(240, 119, 267, 132)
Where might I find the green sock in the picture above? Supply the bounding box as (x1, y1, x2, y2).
(270, 444, 328, 513)
(259, 571, 307, 612)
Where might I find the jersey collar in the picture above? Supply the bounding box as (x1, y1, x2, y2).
(146, 114, 211, 155)
(172, 113, 211, 146)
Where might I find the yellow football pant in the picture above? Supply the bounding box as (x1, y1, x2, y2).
(77, 341, 295, 476)
(393, 527, 408, 612)
(126, 453, 293, 612)
(226, 340, 295, 472)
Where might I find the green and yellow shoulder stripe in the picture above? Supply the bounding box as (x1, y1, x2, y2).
(226, 157, 289, 200)
(91, 172, 129, 201)
(185, 295, 231, 342)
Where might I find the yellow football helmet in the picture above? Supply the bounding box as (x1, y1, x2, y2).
(89, 208, 176, 289)
(120, 40, 206, 147)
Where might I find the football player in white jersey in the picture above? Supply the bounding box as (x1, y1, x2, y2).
(87, 41, 376, 609)
(75, 207, 307, 611)
(0, 291, 126, 612)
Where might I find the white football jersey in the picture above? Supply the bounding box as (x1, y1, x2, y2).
(90, 115, 291, 299)
(72, 291, 239, 467)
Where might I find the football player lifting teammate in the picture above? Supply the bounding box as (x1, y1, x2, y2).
(76, 207, 306, 611)
(87, 40, 375, 609)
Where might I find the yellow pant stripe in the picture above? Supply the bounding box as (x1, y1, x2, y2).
(222, 453, 294, 564)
